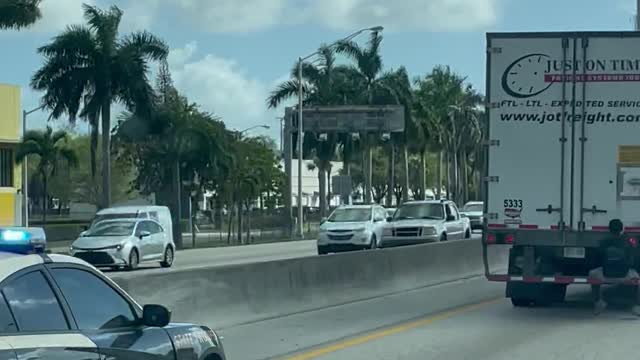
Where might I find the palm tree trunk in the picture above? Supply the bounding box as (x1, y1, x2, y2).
(364, 134, 373, 204)
(436, 151, 443, 200)
(42, 173, 47, 224)
(318, 166, 327, 217)
(386, 143, 394, 207)
(236, 202, 242, 244)
(462, 149, 469, 203)
(245, 203, 251, 244)
(419, 150, 426, 200)
(402, 143, 409, 201)
(327, 163, 332, 210)
(173, 160, 183, 249)
(445, 151, 451, 200)
(90, 124, 98, 180)
(226, 204, 234, 244)
(453, 147, 459, 204)
(101, 101, 112, 208)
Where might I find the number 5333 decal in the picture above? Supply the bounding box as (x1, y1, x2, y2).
(503, 199, 523, 208)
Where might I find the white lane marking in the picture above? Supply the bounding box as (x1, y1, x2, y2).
(3, 333, 96, 349)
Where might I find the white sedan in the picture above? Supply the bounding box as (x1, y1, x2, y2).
(317, 205, 388, 254)
(70, 219, 175, 270)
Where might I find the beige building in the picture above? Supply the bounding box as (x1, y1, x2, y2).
(0, 84, 22, 226)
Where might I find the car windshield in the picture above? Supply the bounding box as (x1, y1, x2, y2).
(91, 213, 143, 227)
(84, 221, 136, 237)
(327, 208, 371, 222)
(463, 203, 483, 212)
(394, 203, 444, 220)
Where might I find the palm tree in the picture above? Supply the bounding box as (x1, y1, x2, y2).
(31, 4, 168, 208)
(16, 127, 78, 224)
(336, 30, 402, 203)
(414, 66, 468, 201)
(268, 46, 349, 216)
(0, 0, 41, 30)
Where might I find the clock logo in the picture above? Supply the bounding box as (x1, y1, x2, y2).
(501, 53, 553, 98)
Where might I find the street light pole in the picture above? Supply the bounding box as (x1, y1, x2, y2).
(22, 105, 45, 226)
(295, 26, 383, 238)
(239, 124, 270, 136)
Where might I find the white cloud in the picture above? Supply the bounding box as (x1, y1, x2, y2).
(137, 0, 499, 33)
(27, 0, 95, 33)
(312, 0, 498, 31)
(169, 42, 281, 136)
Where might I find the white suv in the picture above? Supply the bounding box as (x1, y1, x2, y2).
(317, 205, 388, 254)
(379, 200, 471, 248)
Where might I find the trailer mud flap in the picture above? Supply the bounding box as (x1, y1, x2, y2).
(506, 282, 567, 304)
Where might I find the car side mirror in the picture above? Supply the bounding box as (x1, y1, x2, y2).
(139, 230, 151, 239)
(386, 216, 393, 222)
(80, 231, 87, 237)
(81, 225, 89, 231)
(142, 304, 171, 327)
(320, 217, 327, 224)
(446, 215, 456, 222)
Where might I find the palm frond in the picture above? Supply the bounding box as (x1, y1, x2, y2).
(267, 79, 302, 108)
(0, 0, 41, 30)
(119, 31, 169, 61)
(36, 25, 96, 59)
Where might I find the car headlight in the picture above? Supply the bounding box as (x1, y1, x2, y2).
(422, 227, 436, 235)
(104, 244, 124, 250)
(69, 245, 75, 252)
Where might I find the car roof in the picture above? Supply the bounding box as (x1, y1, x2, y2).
(96, 205, 168, 215)
(403, 200, 448, 205)
(0, 252, 94, 284)
(335, 205, 377, 209)
(464, 201, 484, 205)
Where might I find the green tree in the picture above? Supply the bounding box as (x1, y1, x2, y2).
(0, 0, 41, 30)
(16, 127, 78, 223)
(267, 46, 355, 216)
(31, 4, 168, 208)
(115, 65, 231, 248)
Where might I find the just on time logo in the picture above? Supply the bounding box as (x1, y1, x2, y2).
(501, 53, 640, 99)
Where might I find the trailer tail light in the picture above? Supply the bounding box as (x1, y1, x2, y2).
(486, 233, 496, 244)
(630, 237, 638, 247)
(505, 233, 515, 244)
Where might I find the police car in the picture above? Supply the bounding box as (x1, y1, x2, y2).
(0, 227, 226, 360)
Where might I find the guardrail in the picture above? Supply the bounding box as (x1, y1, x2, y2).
(111, 240, 508, 328)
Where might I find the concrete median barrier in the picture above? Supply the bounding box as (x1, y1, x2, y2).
(111, 240, 507, 328)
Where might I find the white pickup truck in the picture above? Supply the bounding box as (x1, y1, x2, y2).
(379, 200, 471, 248)
(484, 31, 640, 307)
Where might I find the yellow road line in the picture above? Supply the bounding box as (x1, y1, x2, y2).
(283, 298, 501, 360)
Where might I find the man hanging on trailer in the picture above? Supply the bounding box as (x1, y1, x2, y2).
(589, 219, 640, 315)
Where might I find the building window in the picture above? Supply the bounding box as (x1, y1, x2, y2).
(0, 148, 13, 187)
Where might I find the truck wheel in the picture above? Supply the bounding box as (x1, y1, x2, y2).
(440, 233, 447, 242)
(317, 246, 329, 255)
(511, 298, 532, 307)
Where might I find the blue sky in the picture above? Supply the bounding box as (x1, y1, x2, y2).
(0, 0, 636, 141)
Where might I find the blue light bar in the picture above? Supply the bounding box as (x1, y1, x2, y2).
(0, 227, 46, 254)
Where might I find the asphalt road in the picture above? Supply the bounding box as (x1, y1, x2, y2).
(219, 276, 640, 360)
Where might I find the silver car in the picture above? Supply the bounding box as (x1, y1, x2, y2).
(380, 200, 471, 248)
(461, 201, 484, 230)
(317, 205, 388, 254)
(70, 219, 175, 270)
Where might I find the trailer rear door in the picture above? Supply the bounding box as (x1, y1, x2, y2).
(574, 34, 640, 232)
(486, 34, 574, 230)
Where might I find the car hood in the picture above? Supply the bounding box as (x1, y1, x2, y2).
(72, 235, 130, 249)
(386, 219, 443, 227)
(463, 211, 483, 218)
(321, 221, 370, 231)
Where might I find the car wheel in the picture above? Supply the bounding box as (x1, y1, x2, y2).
(318, 246, 328, 255)
(160, 246, 174, 268)
(127, 249, 139, 271)
(369, 235, 378, 250)
(440, 233, 447, 242)
(465, 228, 471, 239)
